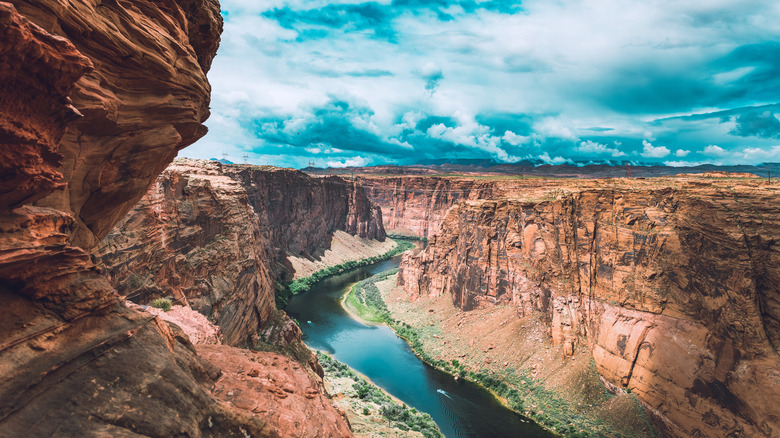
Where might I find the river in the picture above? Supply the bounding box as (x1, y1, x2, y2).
(285, 244, 553, 438)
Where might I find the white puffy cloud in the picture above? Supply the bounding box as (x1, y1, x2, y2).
(675, 149, 691, 157)
(502, 131, 532, 146)
(703, 145, 727, 156)
(327, 156, 370, 167)
(578, 140, 626, 157)
(739, 146, 780, 162)
(641, 140, 671, 158)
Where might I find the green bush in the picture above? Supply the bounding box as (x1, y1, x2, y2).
(150, 298, 172, 312)
(276, 239, 414, 309)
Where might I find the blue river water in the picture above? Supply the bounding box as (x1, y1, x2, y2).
(285, 245, 552, 438)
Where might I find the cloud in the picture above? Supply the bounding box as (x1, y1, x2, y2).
(703, 144, 727, 156)
(578, 140, 626, 157)
(739, 146, 780, 163)
(502, 131, 531, 146)
(420, 62, 444, 93)
(538, 152, 571, 165)
(641, 140, 671, 158)
(664, 160, 705, 167)
(327, 156, 369, 167)
(730, 110, 780, 139)
(185, 0, 780, 167)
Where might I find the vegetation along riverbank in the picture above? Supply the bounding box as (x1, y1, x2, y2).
(344, 270, 657, 438)
(318, 351, 442, 438)
(275, 238, 414, 308)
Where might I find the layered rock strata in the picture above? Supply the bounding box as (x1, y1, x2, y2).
(13, 0, 222, 250)
(0, 2, 353, 436)
(358, 176, 505, 239)
(232, 167, 385, 257)
(399, 179, 780, 438)
(96, 159, 387, 344)
(96, 159, 277, 346)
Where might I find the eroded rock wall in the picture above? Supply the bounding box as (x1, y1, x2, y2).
(399, 181, 780, 437)
(96, 160, 387, 344)
(96, 160, 277, 346)
(231, 167, 385, 257)
(0, 2, 353, 436)
(359, 176, 504, 238)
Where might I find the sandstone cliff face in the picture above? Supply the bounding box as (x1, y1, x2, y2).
(0, 2, 353, 436)
(14, 0, 222, 250)
(232, 167, 385, 257)
(97, 159, 387, 345)
(97, 160, 277, 346)
(359, 176, 504, 238)
(399, 179, 780, 437)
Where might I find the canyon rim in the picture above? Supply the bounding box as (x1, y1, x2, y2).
(1, 1, 780, 438)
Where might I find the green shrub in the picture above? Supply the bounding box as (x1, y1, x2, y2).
(276, 239, 414, 309)
(150, 298, 172, 312)
(362, 407, 370, 415)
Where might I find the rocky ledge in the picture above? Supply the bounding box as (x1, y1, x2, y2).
(0, 2, 353, 436)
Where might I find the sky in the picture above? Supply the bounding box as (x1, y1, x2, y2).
(184, 0, 780, 168)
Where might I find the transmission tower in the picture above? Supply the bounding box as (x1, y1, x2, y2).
(625, 162, 633, 178)
(242, 154, 249, 164)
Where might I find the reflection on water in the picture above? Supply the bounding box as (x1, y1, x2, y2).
(285, 244, 552, 438)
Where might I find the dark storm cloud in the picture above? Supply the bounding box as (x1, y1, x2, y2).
(730, 110, 780, 139)
(264, 3, 396, 41)
(250, 98, 411, 157)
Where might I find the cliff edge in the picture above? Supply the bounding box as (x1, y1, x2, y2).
(399, 178, 780, 437)
(0, 2, 352, 436)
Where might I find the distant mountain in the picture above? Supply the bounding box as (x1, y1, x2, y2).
(303, 161, 779, 179)
(209, 157, 234, 164)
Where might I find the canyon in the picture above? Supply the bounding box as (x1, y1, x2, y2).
(392, 175, 780, 437)
(2, 0, 778, 436)
(0, 1, 355, 436)
(95, 158, 387, 346)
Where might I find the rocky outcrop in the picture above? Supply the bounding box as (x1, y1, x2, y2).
(14, 0, 222, 250)
(200, 344, 353, 437)
(358, 176, 504, 238)
(137, 303, 353, 437)
(0, 2, 353, 436)
(231, 167, 384, 257)
(399, 179, 780, 437)
(96, 160, 277, 346)
(96, 159, 387, 345)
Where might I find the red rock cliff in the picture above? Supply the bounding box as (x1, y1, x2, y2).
(229, 166, 385, 258)
(399, 179, 780, 438)
(96, 160, 386, 345)
(359, 175, 504, 238)
(96, 160, 278, 346)
(0, 2, 352, 436)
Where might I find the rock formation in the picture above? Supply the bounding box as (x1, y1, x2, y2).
(228, 166, 385, 258)
(399, 179, 780, 437)
(96, 159, 277, 346)
(359, 175, 504, 238)
(96, 159, 387, 345)
(0, 1, 352, 436)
